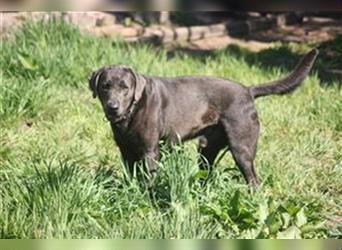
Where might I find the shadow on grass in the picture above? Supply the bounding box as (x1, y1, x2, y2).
(166, 34, 342, 87)
(94, 165, 123, 190)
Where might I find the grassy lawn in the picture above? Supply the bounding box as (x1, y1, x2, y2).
(0, 19, 341, 239)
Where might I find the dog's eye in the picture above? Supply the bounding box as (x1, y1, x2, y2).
(119, 81, 128, 90)
(102, 82, 111, 90)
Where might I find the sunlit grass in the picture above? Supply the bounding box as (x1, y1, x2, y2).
(0, 18, 341, 238)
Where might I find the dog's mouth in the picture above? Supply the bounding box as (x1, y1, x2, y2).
(105, 112, 125, 123)
(105, 112, 119, 120)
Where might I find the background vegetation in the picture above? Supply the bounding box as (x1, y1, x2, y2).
(0, 19, 341, 238)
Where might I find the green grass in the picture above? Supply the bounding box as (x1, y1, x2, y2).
(0, 18, 341, 239)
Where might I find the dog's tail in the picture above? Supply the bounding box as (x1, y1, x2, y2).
(249, 48, 319, 99)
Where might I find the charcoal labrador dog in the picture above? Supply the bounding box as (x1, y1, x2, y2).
(89, 49, 319, 187)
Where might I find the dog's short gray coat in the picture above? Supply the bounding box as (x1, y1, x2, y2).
(89, 49, 319, 186)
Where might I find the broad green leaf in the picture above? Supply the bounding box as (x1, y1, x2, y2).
(281, 212, 291, 228)
(241, 227, 263, 239)
(194, 170, 208, 180)
(277, 226, 302, 239)
(267, 197, 276, 210)
(201, 205, 230, 222)
(240, 209, 257, 224)
(300, 222, 325, 233)
(265, 212, 282, 235)
(296, 207, 308, 227)
(229, 190, 241, 215)
(259, 202, 269, 223)
(284, 204, 301, 216)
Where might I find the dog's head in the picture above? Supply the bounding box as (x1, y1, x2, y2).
(89, 65, 146, 122)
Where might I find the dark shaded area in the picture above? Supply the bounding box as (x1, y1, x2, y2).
(243, 15, 342, 43)
(170, 12, 252, 26)
(120, 13, 340, 89)
(94, 165, 123, 190)
(166, 34, 342, 87)
(177, 0, 342, 12)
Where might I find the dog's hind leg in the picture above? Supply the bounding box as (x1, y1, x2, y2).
(221, 106, 261, 187)
(198, 125, 227, 172)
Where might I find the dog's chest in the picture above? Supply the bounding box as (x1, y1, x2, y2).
(114, 130, 146, 156)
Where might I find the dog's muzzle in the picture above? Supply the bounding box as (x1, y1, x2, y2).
(104, 100, 138, 124)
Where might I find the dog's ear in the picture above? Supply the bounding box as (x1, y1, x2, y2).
(88, 68, 104, 98)
(126, 67, 146, 102)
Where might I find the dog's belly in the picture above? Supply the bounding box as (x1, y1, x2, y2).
(165, 104, 220, 142)
(181, 124, 219, 142)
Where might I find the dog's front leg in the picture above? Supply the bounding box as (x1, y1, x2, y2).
(143, 147, 160, 182)
(145, 150, 159, 178)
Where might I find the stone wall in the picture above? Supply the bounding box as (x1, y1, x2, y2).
(1, 12, 303, 44)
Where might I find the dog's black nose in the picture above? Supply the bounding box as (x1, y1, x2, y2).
(107, 101, 119, 111)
